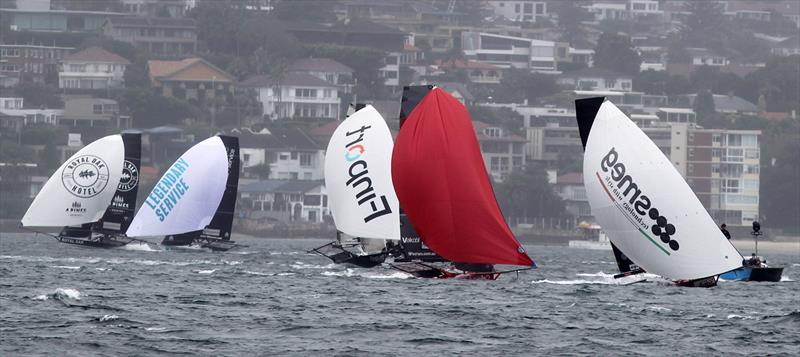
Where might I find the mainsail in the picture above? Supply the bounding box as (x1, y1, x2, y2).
(200, 135, 240, 241)
(93, 133, 141, 234)
(391, 86, 534, 267)
(21, 135, 124, 228)
(576, 97, 742, 280)
(324, 105, 400, 240)
(126, 136, 231, 237)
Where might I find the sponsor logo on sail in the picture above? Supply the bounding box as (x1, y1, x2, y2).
(111, 194, 129, 209)
(143, 157, 190, 222)
(62, 155, 110, 198)
(598, 147, 679, 254)
(118, 160, 139, 192)
(65, 201, 87, 215)
(342, 125, 393, 223)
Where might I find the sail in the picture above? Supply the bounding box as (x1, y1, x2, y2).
(325, 105, 400, 240)
(576, 98, 742, 280)
(126, 136, 230, 237)
(201, 135, 240, 240)
(94, 133, 141, 234)
(21, 135, 124, 227)
(391, 87, 534, 266)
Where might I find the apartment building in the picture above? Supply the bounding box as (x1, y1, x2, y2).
(102, 16, 198, 59)
(0, 44, 74, 86)
(487, 1, 548, 23)
(461, 31, 559, 72)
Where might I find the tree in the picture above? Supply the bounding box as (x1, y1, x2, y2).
(117, 89, 196, 128)
(494, 69, 558, 104)
(302, 43, 386, 100)
(552, 1, 591, 43)
(272, 0, 336, 23)
(593, 32, 642, 76)
(633, 69, 690, 95)
(760, 121, 800, 233)
(14, 83, 63, 108)
(681, 1, 726, 43)
(467, 105, 524, 135)
(743, 55, 800, 113)
(494, 164, 568, 221)
(693, 90, 715, 117)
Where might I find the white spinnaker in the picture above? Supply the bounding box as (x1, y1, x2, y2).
(21, 135, 124, 227)
(583, 101, 742, 280)
(126, 136, 228, 237)
(324, 105, 400, 240)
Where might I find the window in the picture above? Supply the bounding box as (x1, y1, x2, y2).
(515, 4, 520, 13)
(742, 135, 758, 148)
(243, 153, 251, 164)
(299, 153, 312, 167)
(745, 149, 759, 159)
(727, 134, 742, 146)
(523, 3, 533, 13)
(745, 165, 759, 174)
(323, 89, 331, 98)
(295, 88, 317, 98)
(93, 104, 103, 114)
(279, 153, 289, 160)
(484, 127, 501, 137)
(535, 3, 545, 15)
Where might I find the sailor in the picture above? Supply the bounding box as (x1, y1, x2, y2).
(720, 224, 731, 240)
(747, 253, 762, 267)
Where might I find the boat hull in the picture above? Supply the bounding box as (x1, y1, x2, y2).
(57, 234, 132, 248)
(720, 267, 783, 282)
(310, 242, 388, 268)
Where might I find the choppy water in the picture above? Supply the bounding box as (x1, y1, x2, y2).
(1, 233, 798, 356)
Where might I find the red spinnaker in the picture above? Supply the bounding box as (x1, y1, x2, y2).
(391, 88, 534, 266)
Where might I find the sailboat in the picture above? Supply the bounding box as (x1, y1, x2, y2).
(126, 135, 241, 251)
(389, 85, 535, 279)
(21, 133, 143, 247)
(575, 97, 743, 287)
(719, 221, 783, 281)
(310, 104, 403, 267)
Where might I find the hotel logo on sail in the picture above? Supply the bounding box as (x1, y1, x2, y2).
(598, 147, 679, 253)
(342, 124, 393, 223)
(61, 155, 110, 198)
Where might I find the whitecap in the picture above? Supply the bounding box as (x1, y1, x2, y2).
(99, 314, 118, 322)
(290, 262, 336, 270)
(120, 242, 161, 252)
(32, 288, 83, 301)
(50, 265, 82, 270)
(727, 314, 754, 320)
(196, 269, 216, 274)
(780, 275, 793, 282)
(647, 305, 672, 312)
(321, 269, 410, 279)
(243, 270, 271, 276)
(145, 327, 167, 332)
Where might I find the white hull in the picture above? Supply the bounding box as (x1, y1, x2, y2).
(569, 240, 612, 250)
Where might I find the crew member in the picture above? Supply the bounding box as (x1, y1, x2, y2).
(720, 224, 731, 240)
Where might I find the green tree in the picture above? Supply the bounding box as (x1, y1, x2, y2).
(40, 141, 60, 171)
(743, 55, 800, 113)
(494, 69, 558, 104)
(467, 105, 523, 135)
(552, 0, 591, 43)
(302, 43, 386, 100)
(14, 83, 63, 108)
(272, 0, 336, 23)
(117, 89, 196, 128)
(760, 121, 800, 233)
(494, 164, 568, 220)
(634, 69, 690, 95)
(593, 32, 642, 76)
(693, 90, 715, 116)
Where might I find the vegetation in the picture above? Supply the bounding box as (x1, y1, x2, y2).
(593, 32, 642, 76)
(494, 164, 569, 221)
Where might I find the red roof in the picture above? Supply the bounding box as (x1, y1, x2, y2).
(63, 46, 130, 64)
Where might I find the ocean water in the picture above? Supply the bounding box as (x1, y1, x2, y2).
(1, 233, 798, 356)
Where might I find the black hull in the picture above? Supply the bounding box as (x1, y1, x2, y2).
(310, 241, 388, 268)
(57, 235, 132, 248)
(162, 232, 198, 246)
(199, 238, 238, 252)
(749, 267, 784, 282)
